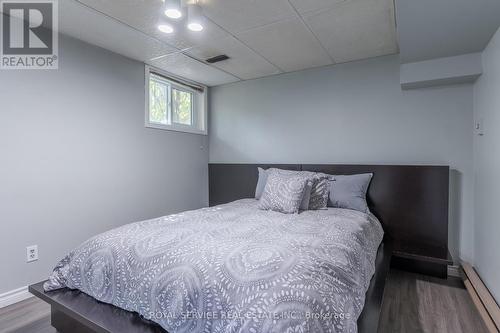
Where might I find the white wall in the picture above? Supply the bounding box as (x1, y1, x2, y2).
(473, 26, 500, 302)
(0, 35, 209, 294)
(209, 55, 474, 263)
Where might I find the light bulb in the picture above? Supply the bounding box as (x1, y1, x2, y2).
(165, 8, 182, 19)
(187, 4, 204, 32)
(164, 0, 182, 19)
(188, 22, 203, 32)
(158, 24, 174, 34)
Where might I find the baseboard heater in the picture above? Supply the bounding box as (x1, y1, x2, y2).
(462, 262, 500, 333)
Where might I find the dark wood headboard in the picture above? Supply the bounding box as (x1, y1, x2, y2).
(209, 164, 449, 258)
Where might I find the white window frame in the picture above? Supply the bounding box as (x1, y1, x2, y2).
(145, 65, 207, 135)
(170, 85, 194, 127)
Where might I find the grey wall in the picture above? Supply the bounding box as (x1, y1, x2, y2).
(473, 27, 500, 302)
(209, 55, 474, 263)
(400, 53, 482, 90)
(0, 35, 209, 294)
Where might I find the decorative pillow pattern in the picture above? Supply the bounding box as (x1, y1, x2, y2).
(258, 172, 309, 214)
(299, 180, 313, 210)
(267, 168, 331, 210)
(308, 176, 331, 210)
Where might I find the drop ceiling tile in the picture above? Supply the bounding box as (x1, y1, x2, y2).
(149, 53, 240, 86)
(304, 0, 398, 63)
(154, 20, 232, 51)
(76, 0, 230, 50)
(76, 0, 164, 37)
(200, 0, 296, 33)
(60, 1, 177, 61)
(289, 0, 347, 14)
(185, 37, 281, 80)
(236, 18, 333, 73)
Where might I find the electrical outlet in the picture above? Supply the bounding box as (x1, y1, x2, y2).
(26, 245, 38, 263)
(475, 118, 484, 136)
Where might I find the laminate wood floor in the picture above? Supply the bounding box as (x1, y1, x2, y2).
(378, 269, 489, 333)
(0, 296, 54, 333)
(0, 269, 489, 333)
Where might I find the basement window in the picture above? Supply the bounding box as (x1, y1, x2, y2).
(145, 66, 207, 135)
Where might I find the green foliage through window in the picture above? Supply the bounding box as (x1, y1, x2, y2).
(172, 88, 192, 125)
(149, 78, 168, 124)
(149, 74, 193, 127)
(147, 71, 203, 134)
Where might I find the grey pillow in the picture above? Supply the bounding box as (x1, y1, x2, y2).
(255, 167, 268, 199)
(300, 180, 313, 210)
(256, 168, 312, 210)
(258, 172, 309, 214)
(267, 168, 331, 210)
(328, 173, 373, 213)
(307, 175, 331, 210)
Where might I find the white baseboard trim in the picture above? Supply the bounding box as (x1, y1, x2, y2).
(0, 286, 33, 309)
(463, 262, 500, 332)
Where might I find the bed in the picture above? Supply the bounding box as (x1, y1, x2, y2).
(30, 164, 450, 333)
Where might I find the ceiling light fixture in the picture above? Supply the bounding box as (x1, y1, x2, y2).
(157, 15, 174, 34)
(158, 24, 174, 34)
(164, 0, 182, 19)
(187, 4, 204, 32)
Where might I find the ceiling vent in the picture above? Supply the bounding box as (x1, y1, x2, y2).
(206, 55, 229, 64)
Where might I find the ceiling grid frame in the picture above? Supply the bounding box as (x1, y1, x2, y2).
(285, 0, 337, 65)
(64, 0, 400, 86)
(189, 14, 287, 74)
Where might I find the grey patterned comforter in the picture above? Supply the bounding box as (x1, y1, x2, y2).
(45, 199, 383, 333)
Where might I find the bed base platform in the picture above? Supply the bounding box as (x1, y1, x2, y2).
(30, 241, 392, 333)
(30, 163, 450, 332)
